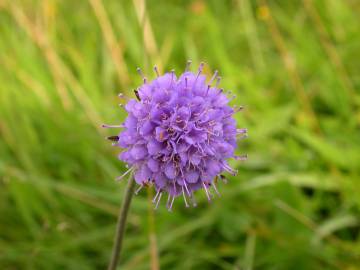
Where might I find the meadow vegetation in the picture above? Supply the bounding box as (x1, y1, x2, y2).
(0, 0, 360, 269)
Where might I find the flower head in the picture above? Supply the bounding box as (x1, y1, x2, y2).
(103, 62, 246, 210)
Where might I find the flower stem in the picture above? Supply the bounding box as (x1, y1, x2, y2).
(108, 176, 136, 270)
(147, 188, 160, 270)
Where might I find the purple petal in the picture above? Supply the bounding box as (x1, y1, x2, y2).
(118, 130, 136, 147)
(190, 153, 201, 165)
(205, 159, 221, 176)
(147, 139, 164, 155)
(185, 169, 199, 183)
(138, 84, 152, 100)
(164, 162, 176, 179)
(155, 127, 169, 142)
(140, 120, 154, 136)
(125, 99, 137, 112)
(124, 114, 138, 130)
(154, 172, 168, 188)
(118, 150, 134, 164)
(154, 73, 176, 88)
(130, 145, 147, 160)
(134, 165, 152, 184)
(147, 158, 159, 172)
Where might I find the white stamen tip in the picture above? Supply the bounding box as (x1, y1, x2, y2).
(115, 167, 133, 181)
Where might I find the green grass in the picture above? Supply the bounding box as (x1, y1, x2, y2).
(1, 0, 360, 269)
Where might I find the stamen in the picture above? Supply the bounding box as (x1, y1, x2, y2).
(185, 77, 188, 88)
(101, 124, 124, 128)
(134, 89, 141, 101)
(220, 174, 228, 184)
(215, 76, 221, 88)
(134, 185, 143, 195)
(169, 69, 175, 87)
(229, 94, 236, 102)
(153, 65, 160, 77)
(154, 192, 162, 209)
(183, 180, 191, 196)
(202, 181, 211, 202)
(106, 135, 119, 142)
(237, 128, 248, 134)
(234, 154, 248, 161)
(190, 193, 197, 207)
(237, 134, 248, 140)
(212, 181, 221, 197)
(185, 60, 192, 71)
(136, 67, 147, 83)
(182, 186, 189, 207)
(209, 70, 218, 85)
(191, 62, 205, 90)
(152, 189, 161, 203)
(222, 163, 238, 176)
(169, 196, 175, 211)
(118, 93, 129, 100)
(115, 167, 133, 181)
(223, 106, 244, 118)
(197, 62, 205, 76)
(166, 193, 171, 208)
(234, 105, 244, 112)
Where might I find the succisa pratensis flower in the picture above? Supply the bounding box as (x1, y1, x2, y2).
(103, 61, 247, 211)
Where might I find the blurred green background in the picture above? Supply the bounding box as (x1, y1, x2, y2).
(1, 0, 360, 269)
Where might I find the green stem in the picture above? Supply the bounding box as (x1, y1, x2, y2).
(108, 176, 136, 270)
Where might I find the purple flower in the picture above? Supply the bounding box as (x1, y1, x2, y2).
(103, 62, 246, 210)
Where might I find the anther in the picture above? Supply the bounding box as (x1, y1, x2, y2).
(220, 174, 228, 184)
(106, 135, 119, 142)
(134, 89, 141, 101)
(153, 65, 160, 77)
(136, 67, 147, 83)
(185, 60, 192, 71)
(234, 105, 244, 112)
(215, 76, 221, 88)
